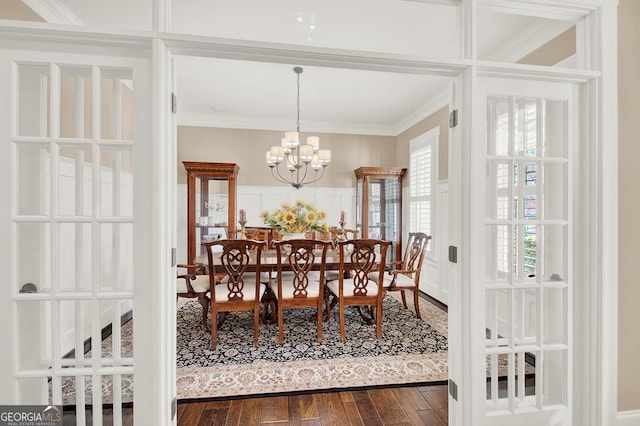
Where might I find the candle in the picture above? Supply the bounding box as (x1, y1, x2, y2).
(340, 210, 346, 223)
(239, 209, 246, 221)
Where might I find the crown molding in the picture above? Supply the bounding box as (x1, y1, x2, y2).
(394, 84, 451, 134)
(176, 116, 399, 136)
(478, 0, 597, 20)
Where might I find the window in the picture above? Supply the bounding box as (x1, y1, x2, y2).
(409, 127, 439, 255)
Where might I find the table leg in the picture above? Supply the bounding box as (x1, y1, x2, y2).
(260, 287, 277, 324)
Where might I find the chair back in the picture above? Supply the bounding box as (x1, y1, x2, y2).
(274, 239, 329, 298)
(244, 227, 271, 243)
(331, 227, 357, 242)
(203, 239, 266, 302)
(338, 239, 390, 296)
(401, 232, 432, 273)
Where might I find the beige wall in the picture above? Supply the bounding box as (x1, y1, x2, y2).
(517, 26, 576, 66)
(617, 0, 640, 413)
(177, 126, 396, 187)
(396, 106, 450, 182)
(0, 0, 45, 22)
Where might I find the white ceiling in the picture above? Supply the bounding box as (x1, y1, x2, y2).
(174, 58, 453, 135)
(9, 0, 576, 136)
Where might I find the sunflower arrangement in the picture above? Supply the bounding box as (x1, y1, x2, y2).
(261, 200, 329, 234)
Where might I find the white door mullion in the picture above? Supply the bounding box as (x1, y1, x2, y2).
(75, 374, 87, 425)
(491, 292, 498, 347)
(536, 346, 544, 410)
(490, 352, 499, 404)
(91, 374, 103, 426)
(517, 351, 525, 404)
(113, 300, 123, 366)
(92, 65, 101, 218)
(114, 77, 122, 141)
(74, 302, 86, 368)
(114, 149, 122, 216)
(38, 71, 48, 138)
(75, 76, 85, 139)
(112, 374, 123, 426)
(507, 351, 515, 413)
(50, 375, 62, 405)
(49, 62, 62, 407)
(90, 63, 104, 426)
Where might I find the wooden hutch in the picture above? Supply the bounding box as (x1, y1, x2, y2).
(354, 166, 406, 263)
(183, 161, 239, 264)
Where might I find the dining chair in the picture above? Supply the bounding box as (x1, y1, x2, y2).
(244, 227, 271, 242)
(176, 263, 211, 330)
(370, 232, 431, 319)
(330, 227, 357, 242)
(273, 239, 330, 344)
(326, 239, 390, 341)
(203, 239, 267, 349)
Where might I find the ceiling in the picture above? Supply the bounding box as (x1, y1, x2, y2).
(174, 58, 454, 136)
(3, 0, 576, 136)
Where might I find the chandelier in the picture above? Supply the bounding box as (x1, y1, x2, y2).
(266, 67, 331, 189)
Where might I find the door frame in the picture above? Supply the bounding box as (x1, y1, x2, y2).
(0, 0, 618, 424)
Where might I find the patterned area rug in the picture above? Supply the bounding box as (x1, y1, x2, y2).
(176, 293, 449, 399)
(58, 293, 448, 404)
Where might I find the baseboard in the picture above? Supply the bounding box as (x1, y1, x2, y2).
(418, 290, 448, 312)
(618, 409, 640, 426)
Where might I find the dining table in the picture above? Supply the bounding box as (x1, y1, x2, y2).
(193, 246, 385, 325)
(193, 246, 351, 271)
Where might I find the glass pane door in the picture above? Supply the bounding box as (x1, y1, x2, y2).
(480, 78, 573, 423)
(7, 57, 141, 425)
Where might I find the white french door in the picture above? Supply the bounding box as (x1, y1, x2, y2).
(0, 42, 153, 424)
(468, 76, 585, 425)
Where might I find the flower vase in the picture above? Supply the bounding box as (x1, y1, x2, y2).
(282, 232, 306, 240)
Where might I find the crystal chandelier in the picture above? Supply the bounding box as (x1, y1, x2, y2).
(266, 67, 331, 189)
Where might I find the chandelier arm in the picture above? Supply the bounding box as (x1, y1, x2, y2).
(270, 166, 295, 185)
(273, 162, 325, 189)
(296, 157, 309, 182)
(272, 163, 309, 187)
(299, 166, 326, 185)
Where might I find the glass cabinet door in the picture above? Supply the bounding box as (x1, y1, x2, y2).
(195, 178, 229, 256)
(355, 167, 405, 263)
(183, 162, 239, 264)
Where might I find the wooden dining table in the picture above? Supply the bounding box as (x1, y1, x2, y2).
(193, 248, 346, 272)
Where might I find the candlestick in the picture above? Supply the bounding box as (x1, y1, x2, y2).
(239, 220, 247, 239)
(337, 220, 346, 241)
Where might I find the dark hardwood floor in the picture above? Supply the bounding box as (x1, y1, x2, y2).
(177, 383, 449, 425)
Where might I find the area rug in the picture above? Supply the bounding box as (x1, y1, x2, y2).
(176, 293, 449, 399)
(58, 293, 448, 404)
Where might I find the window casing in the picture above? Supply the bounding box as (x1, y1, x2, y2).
(409, 127, 439, 256)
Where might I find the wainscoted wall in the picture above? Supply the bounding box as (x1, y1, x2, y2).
(420, 181, 449, 304)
